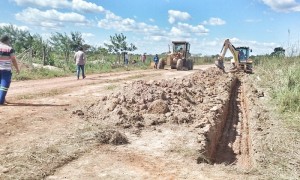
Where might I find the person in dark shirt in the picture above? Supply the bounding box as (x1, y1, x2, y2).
(153, 54, 159, 69)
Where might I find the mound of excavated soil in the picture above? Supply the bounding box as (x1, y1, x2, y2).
(84, 68, 234, 127)
(79, 68, 237, 161)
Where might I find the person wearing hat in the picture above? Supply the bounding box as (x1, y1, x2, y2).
(0, 35, 20, 105)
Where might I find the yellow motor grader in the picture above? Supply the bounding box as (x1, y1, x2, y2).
(156, 41, 194, 70)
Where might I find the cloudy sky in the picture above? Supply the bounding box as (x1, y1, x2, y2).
(1, 0, 300, 55)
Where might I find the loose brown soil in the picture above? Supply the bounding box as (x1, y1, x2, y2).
(0, 65, 270, 179)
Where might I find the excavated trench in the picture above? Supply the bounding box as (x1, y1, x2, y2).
(204, 77, 253, 168)
(80, 69, 254, 168)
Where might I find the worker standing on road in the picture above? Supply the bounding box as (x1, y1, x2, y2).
(153, 54, 159, 69)
(74, 47, 86, 80)
(0, 35, 20, 105)
(142, 53, 146, 63)
(124, 52, 129, 65)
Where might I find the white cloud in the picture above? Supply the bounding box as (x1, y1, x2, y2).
(149, 18, 155, 22)
(168, 10, 191, 24)
(13, 0, 70, 8)
(169, 23, 209, 38)
(170, 27, 186, 37)
(15, 8, 87, 28)
(98, 12, 161, 36)
(105, 11, 122, 20)
(202, 17, 226, 26)
(262, 0, 300, 12)
(146, 36, 167, 42)
(72, 0, 105, 13)
(14, 0, 105, 13)
(82, 33, 95, 38)
(0, 23, 30, 31)
(177, 23, 209, 35)
(98, 11, 208, 42)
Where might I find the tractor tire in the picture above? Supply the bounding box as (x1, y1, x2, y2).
(189, 60, 194, 70)
(176, 59, 183, 70)
(157, 59, 165, 69)
(186, 59, 193, 70)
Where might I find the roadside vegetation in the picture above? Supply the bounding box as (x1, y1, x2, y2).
(254, 55, 300, 119)
(253, 56, 300, 178)
(0, 25, 153, 80)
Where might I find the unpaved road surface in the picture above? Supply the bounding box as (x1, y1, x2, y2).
(0, 65, 260, 179)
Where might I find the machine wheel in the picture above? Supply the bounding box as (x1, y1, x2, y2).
(190, 60, 194, 70)
(176, 59, 183, 70)
(186, 59, 193, 70)
(157, 59, 165, 69)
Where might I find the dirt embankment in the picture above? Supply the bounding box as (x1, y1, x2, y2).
(81, 68, 257, 166)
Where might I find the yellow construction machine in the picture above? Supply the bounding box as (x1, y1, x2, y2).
(157, 41, 194, 70)
(215, 39, 253, 73)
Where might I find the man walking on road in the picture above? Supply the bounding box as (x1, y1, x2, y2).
(74, 47, 86, 80)
(0, 35, 20, 105)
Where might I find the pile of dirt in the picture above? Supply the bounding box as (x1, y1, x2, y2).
(83, 68, 234, 127)
(95, 130, 128, 145)
(79, 68, 237, 161)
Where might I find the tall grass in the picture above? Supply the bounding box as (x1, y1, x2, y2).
(255, 56, 300, 113)
(13, 68, 70, 80)
(193, 56, 215, 65)
(13, 58, 151, 81)
(254, 56, 300, 179)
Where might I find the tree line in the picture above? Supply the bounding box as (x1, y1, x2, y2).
(0, 25, 137, 67)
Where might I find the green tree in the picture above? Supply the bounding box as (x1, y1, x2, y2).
(270, 47, 285, 57)
(104, 33, 137, 63)
(49, 32, 72, 63)
(0, 24, 33, 53)
(70, 31, 84, 51)
(31, 35, 53, 65)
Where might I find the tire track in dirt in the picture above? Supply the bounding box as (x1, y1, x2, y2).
(7, 70, 163, 100)
(214, 79, 252, 168)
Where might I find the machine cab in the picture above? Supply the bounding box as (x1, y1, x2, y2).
(172, 41, 190, 59)
(236, 47, 250, 63)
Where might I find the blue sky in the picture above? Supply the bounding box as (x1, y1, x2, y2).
(1, 0, 300, 55)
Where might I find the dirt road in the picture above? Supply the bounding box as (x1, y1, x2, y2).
(0, 65, 255, 179)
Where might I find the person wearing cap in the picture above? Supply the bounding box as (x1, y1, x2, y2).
(0, 35, 20, 105)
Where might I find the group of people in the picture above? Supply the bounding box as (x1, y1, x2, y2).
(124, 53, 147, 65)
